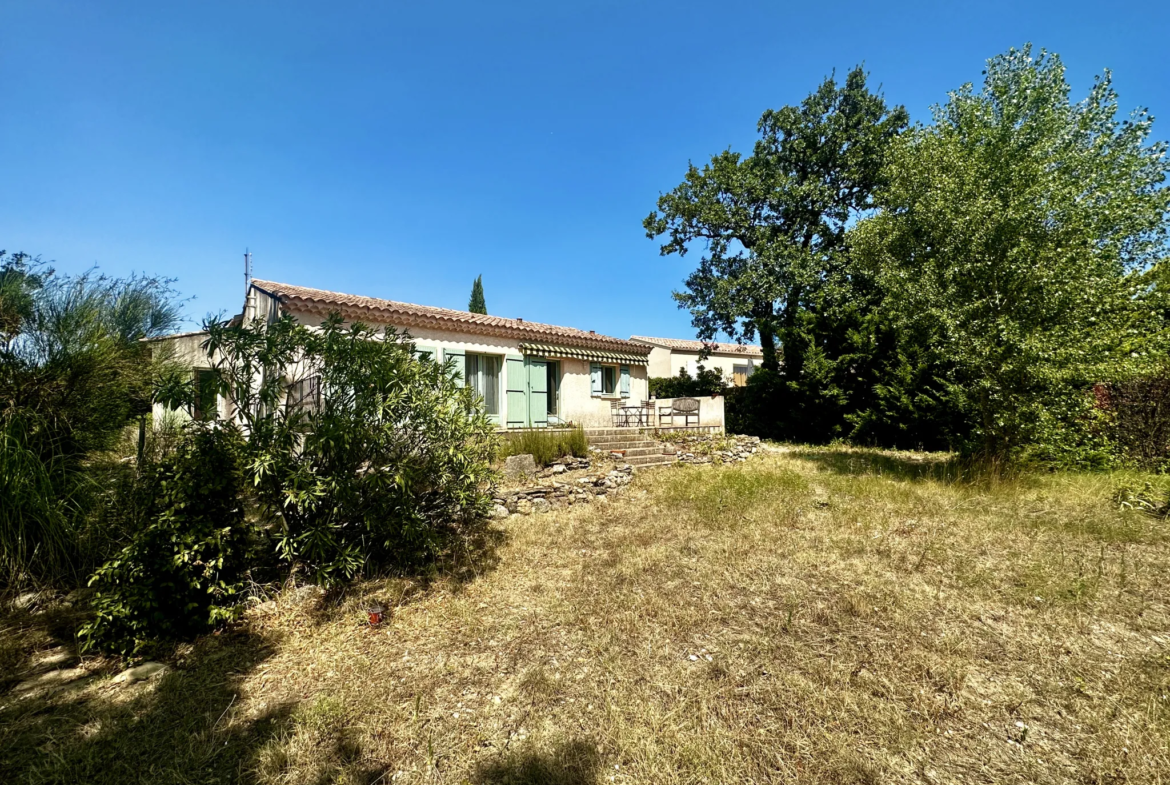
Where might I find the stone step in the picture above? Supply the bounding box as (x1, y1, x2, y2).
(603, 446, 665, 458)
(594, 446, 661, 457)
(626, 454, 677, 468)
(590, 439, 660, 450)
(587, 433, 659, 444)
(584, 428, 656, 437)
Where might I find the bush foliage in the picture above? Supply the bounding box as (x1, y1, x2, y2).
(1107, 370, 1170, 471)
(81, 424, 249, 655)
(649, 366, 728, 399)
(206, 312, 499, 585)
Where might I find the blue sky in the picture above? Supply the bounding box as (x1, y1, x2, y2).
(2, 1, 1167, 340)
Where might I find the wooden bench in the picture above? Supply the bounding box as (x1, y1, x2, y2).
(658, 396, 700, 427)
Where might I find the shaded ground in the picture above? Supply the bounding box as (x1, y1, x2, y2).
(3, 445, 1169, 783)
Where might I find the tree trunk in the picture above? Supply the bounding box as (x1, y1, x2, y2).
(778, 284, 804, 380)
(758, 323, 781, 373)
(752, 300, 782, 374)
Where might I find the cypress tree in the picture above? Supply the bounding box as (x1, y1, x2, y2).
(468, 275, 487, 314)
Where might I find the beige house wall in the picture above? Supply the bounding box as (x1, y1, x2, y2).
(646, 347, 758, 386)
(283, 305, 649, 429)
(150, 290, 652, 431)
(147, 331, 229, 424)
(645, 346, 675, 378)
(556, 357, 649, 428)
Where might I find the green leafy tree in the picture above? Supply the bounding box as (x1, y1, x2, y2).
(645, 67, 908, 378)
(468, 274, 487, 314)
(855, 45, 1170, 460)
(205, 312, 499, 584)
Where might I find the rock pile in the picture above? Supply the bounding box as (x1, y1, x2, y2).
(671, 434, 762, 465)
(539, 456, 591, 476)
(492, 464, 634, 517)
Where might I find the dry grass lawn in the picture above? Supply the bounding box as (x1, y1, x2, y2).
(3, 446, 1170, 784)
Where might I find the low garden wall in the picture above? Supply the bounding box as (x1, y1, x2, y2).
(651, 394, 726, 431)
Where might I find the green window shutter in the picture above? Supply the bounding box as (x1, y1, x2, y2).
(413, 344, 437, 362)
(590, 363, 602, 396)
(620, 365, 631, 398)
(444, 348, 466, 386)
(527, 358, 548, 428)
(505, 354, 526, 428)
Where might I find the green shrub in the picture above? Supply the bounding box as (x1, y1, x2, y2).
(81, 423, 249, 655)
(501, 426, 589, 467)
(649, 366, 727, 399)
(206, 313, 499, 585)
(1107, 370, 1170, 471)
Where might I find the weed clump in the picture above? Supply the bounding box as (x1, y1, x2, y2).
(500, 427, 588, 467)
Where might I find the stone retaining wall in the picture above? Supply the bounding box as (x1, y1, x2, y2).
(492, 465, 634, 518)
(661, 434, 762, 465)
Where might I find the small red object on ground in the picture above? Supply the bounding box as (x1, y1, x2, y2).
(367, 604, 386, 626)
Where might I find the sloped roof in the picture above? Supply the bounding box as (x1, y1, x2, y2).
(140, 329, 209, 342)
(251, 279, 649, 356)
(629, 335, 764, 358)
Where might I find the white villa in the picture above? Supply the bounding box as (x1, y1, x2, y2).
(153, 279, 655, 429)
(629, 336, 762, 386)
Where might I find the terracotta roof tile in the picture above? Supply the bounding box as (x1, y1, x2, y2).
(251, 279, 648, 356)
(629, 335, 765, 357)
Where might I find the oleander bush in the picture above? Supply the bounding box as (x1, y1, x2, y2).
(81, 423, 249, 655)
(206, 312, 500, 585)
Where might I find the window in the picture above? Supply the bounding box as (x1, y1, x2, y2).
(732, 363, 755, 387)
(465, 353, 500, 415)
(286, 375, 321, 414)
(592, 362, 626, 398)
(193, 369, 218, 421)
(546, 361, 559, 415)
(601, 365, 617, 395)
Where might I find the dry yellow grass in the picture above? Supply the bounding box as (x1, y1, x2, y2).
(3, 445, 1170, 784)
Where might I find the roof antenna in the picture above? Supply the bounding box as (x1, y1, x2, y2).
(244, 248, 252, 296)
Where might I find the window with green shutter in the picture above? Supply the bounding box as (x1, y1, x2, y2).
(591, 363, 620, 397)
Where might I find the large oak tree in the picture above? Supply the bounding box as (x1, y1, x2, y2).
(644, 67, 908, 378)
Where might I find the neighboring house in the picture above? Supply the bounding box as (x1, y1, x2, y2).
(206, 279, 650, 429)
(629, 336, 763, 386)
